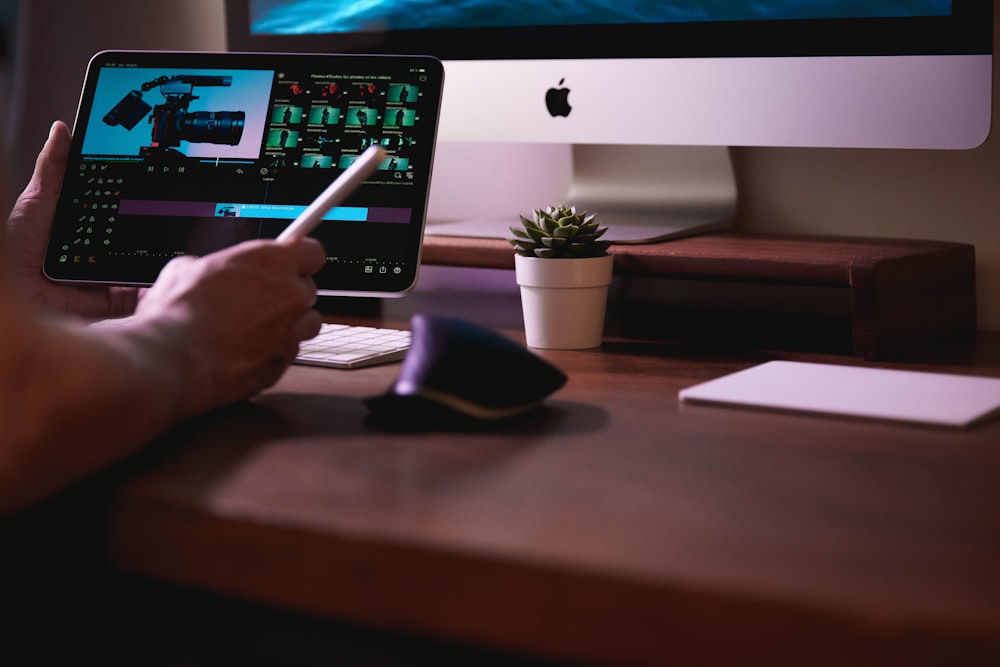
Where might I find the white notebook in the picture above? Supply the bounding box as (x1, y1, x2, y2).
(678, 360, 1000, 428)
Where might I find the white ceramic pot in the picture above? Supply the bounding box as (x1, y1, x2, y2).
(514, 253, 614, 349)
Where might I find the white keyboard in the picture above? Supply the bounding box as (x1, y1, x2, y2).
(295, 323, 411, 369)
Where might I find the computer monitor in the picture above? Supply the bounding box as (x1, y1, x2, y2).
(225, 1, 993, 243)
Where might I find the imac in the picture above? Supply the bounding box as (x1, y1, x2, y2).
(225, 1, 992, 243)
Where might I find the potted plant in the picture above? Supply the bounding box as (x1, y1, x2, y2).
(508, 204, 614, 349)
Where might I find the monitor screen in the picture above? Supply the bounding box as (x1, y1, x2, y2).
(226, 1, 993, 242)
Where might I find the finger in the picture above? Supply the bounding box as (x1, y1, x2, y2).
(25, 121, 71, 201)
(8, 122, 71, 234)
(293, 237, 328, 274)
(5, 123, 71, 280)
(291, 308, 323, 342)
(299, 274, 318, 309)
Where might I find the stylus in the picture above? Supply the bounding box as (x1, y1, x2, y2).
(276, 144, 387, 243)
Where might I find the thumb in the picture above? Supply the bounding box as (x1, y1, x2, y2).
(7, 121, 71, 248)
(22, 121, 72, 203)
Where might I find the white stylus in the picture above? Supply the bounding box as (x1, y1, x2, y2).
(276, 144, 387, 243)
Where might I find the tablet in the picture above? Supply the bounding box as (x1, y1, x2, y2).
(43, 50, 444, 297)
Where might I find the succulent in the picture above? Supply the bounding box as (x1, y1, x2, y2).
(508, 204, 612, 259)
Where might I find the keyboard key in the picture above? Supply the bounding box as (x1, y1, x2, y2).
(295, 323, 411, 369)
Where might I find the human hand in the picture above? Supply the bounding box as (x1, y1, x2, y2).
(5, 120, 139, 318)
(131, 237, 326, 415)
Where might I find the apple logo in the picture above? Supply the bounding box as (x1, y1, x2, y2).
(545, 78, 572, 117)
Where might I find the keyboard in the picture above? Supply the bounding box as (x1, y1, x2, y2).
(295, 323, 411, 369)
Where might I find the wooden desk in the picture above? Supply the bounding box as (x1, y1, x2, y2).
(104, 310, 1000, 666)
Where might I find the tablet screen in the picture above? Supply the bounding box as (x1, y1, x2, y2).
(43, 50, 444, 296)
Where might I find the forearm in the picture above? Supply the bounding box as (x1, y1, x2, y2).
(0, 236, 323, 514)
(0, 313, 190, 514)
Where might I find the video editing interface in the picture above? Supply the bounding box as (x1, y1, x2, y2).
(46, 53, 441, 292)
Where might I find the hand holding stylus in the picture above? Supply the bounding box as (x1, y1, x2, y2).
(276, 144, 387, 243)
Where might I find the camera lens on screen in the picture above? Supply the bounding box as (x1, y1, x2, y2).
(178, 111, 245, 145)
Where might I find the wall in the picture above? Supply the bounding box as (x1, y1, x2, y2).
(3, 0, 228, 198)
(733, 51, 1000, 331)
(5, 0, 999, 331)
(733, 2, 1000, 332)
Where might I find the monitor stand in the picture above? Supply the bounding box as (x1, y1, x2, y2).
(424, 142, 736, 244)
